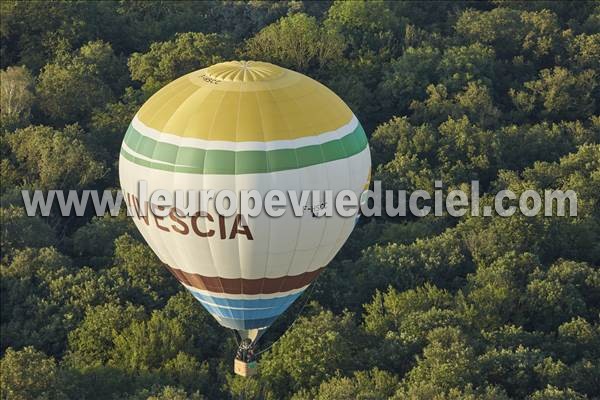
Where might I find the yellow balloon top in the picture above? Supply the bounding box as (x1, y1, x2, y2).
(136, 61, 353, 142)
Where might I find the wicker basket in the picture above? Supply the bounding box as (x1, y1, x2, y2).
(234, 359, 258, 377)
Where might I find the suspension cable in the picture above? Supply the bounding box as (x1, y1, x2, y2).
(253, 278, 319, 357)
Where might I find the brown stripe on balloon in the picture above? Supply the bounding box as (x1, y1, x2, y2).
(165, 265, 323, 295)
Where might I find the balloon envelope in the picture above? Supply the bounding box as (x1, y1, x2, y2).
(119, 61, 370, 338)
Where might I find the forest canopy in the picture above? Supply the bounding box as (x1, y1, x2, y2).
(1, 1, 599, 399)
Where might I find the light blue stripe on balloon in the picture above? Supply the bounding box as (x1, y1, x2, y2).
(186, 288, 306, 329)
(198, 297, 297, 320)
(217, 316, 279, 330)
(188, 289, 303, 309)
(201, 304, 279, 320)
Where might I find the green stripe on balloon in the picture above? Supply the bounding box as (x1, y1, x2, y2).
(120, 124, 368, 174)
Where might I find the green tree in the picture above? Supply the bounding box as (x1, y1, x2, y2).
(70, 213, 136, 268)
(566, 32, 600, 73)
(519, 9, 564, 64)
(244, 13, 345, 73)
(108, 234, 179, 309)
(128, 32, 232, 95)
(109, 311, 191, 372)
(160, 292, 223, 360)
(478, 345, 544, 398)
(497, 121, 592, 171)
(0, 347, 66, 400)
(0, 66, 34, 129)
(325, 0, 403, 58)
(394, 384, 510, 400)
(161, 352, 209, 395)
(466, 252, 540, 329)
(456, 8, 564, 66)
(87, 87, 145, 164)
(293, 368, 400, 400)
(436, 116, 499, 186)
(204, 1, 292, 41)
(363, 285, 463, 372)
(511, 67, 597, 121)
(410, 82, 501, 128)
(527, 260, 600, 330)
(379, 46, 440, 113)
(370, 116, 435, 167)
(364, 284, 456, 339)
(257, 309, 361, 397)
(556, 317, 600, 362)
(128, 385, 205, 400)
(528, 385, 588, 400)
(0, 207, 56, 259)
(36, 40, 126, 125)
(455, 8, 526, 59)
(65, 302, 146, 368)
(0, 1, 105, 70)
(350, 230, 471, 305)
(437, 44, 496, 93)
(5, 124, 104, 190)
(1, 246, 115, 355)
(403, 327, 480, 397)
(1, 247, 71, 352)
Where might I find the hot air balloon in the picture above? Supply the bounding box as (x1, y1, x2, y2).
(119, 61, 371, 376)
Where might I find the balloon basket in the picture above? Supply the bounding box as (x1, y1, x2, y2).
(234, 358, 258, 377)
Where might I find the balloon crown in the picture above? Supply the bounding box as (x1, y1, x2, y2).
(204, 60, 285, 82)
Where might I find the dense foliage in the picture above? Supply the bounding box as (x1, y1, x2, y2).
(1, 1, 599, 399)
